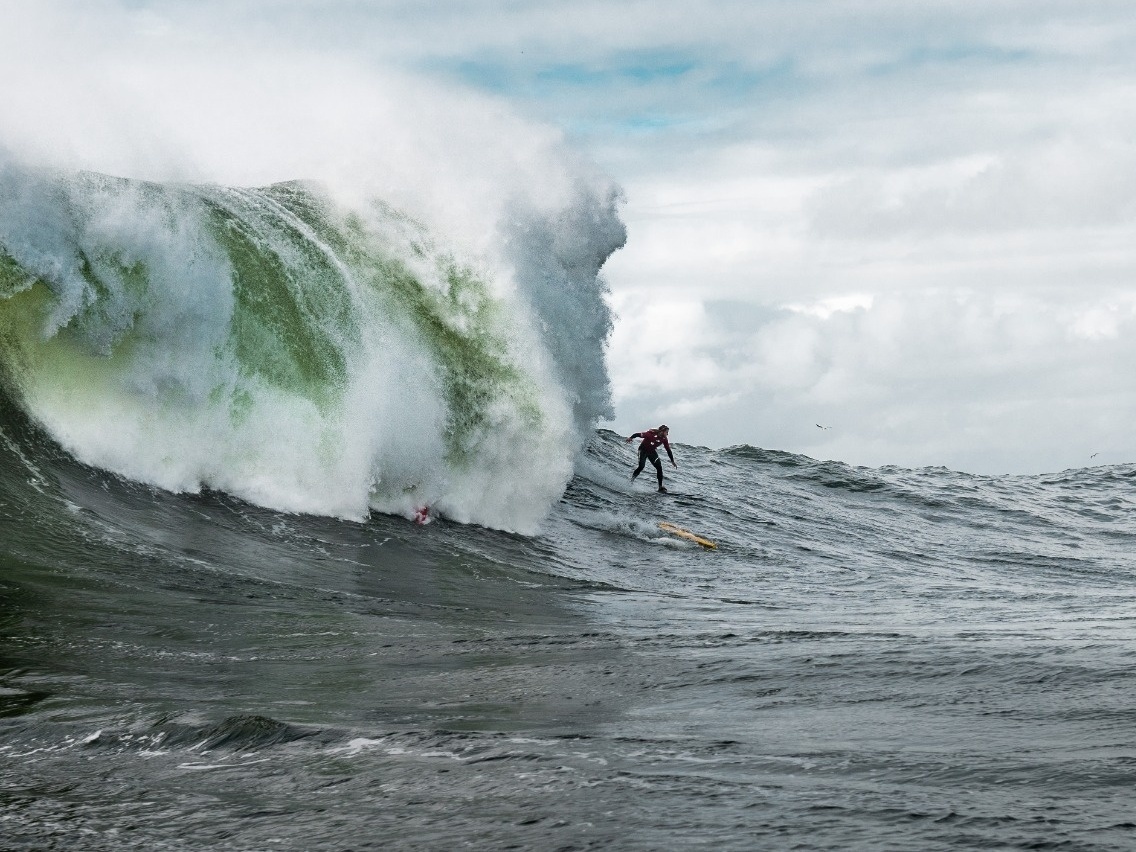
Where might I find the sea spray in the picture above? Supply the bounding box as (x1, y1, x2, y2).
(503, 186, 626, 432)
(0, 163, 624, 532)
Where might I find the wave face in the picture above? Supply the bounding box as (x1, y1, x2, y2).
(0, 164, 624, 532)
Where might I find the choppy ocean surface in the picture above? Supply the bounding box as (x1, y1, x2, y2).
(4, 419, 1136, 851)
(2, 164, 1136, 850)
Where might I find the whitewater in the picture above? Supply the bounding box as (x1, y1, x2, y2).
(0, 164, 623, 532)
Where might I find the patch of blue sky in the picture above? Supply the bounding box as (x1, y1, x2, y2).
(439, 51, 798, 103)
(865, 42, 1038, 78)
(426, 49, 805, 144)
(564, 113, 715, 139)
(533, 58, 698, 87)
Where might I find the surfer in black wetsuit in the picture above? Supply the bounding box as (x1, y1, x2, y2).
(627, 424, 677, 492)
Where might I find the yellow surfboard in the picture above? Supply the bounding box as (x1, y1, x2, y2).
(658, 521, 717, 550)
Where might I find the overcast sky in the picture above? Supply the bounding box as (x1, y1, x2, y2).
(6, 0, 1136, 473)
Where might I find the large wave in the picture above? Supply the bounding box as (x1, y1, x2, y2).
(0, 163, 624, 532)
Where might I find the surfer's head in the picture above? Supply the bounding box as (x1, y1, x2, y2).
(658, 424, 669, 434)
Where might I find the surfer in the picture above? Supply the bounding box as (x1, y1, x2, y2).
(627, 424, 677, 492)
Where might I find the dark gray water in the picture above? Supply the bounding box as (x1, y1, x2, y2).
(4, 423, 1136, 850)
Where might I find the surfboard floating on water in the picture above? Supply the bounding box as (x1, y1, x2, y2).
(658, 522, 717, 550)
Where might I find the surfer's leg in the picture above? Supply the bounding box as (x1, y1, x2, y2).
(641, 448, 663, 488)
(632, 448, 648, 480)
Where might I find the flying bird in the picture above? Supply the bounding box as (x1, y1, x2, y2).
(816, 423, 831, 430)
(1090, 452, 1099, 459)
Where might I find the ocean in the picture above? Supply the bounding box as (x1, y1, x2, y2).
(3, 165, 1136, 851)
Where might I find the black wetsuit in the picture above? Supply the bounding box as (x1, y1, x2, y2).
(630, 428, 675, 489)
(634, 445, 664, 487)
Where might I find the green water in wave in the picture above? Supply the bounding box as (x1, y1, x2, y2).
(0, 172, 541, 468)
(263, 182, 541, 465)
(199, 188, 356, 412)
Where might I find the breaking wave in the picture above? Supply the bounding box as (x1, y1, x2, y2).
(0, 164, 624, 532)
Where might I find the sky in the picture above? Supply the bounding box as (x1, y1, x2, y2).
(5, 0, 1136, 474)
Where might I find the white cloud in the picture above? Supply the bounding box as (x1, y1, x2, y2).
(785, 294, 875, 320)
(611, 286, 1136, 472)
